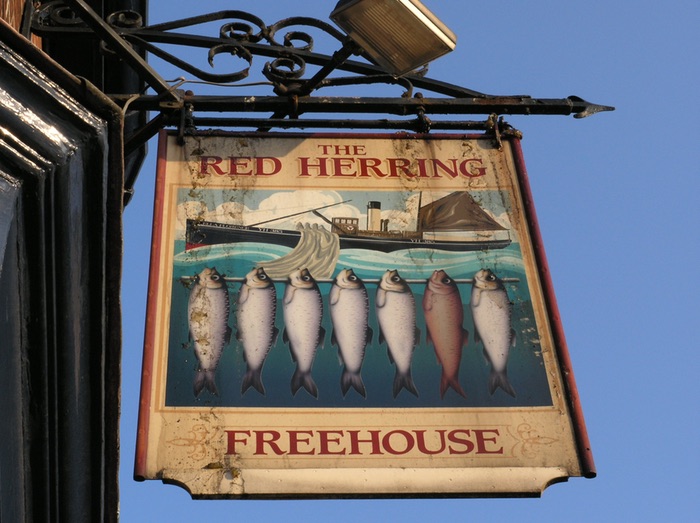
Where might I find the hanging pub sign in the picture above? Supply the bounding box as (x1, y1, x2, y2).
(135, 130, 595, 497)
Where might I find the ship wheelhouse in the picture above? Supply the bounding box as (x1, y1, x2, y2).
(332, 217, 360, 236)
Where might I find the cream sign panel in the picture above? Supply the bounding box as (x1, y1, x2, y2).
(135, 132, 594, 497)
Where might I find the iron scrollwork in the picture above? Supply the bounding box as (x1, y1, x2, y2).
(32, 5, 413, 97)
(29, 1, 614, 142)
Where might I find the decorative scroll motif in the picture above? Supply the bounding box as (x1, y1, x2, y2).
(167, 424, 219, 461)
(31, 5, 440, 98)
(509, 423, 560, 459)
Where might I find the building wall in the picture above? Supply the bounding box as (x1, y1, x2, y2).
(0, 18, 123, 523)
(1, 0, 22, 28)
(1, 0, 41, 44)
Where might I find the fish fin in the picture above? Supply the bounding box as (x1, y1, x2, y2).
(426, 328, 433, 347)
(241, 368, 265, 396)
(329, 285, 340, 306)
(423, 294, 433, 312)
(224, 326, 232, 346)
(365, 326, 373, 346)
(283, 328, 290, 345)
(288, 344, 298, 363)
(194, 370, 218, 397)
(471, 288, 482, 307)
(482, 347, 492, 366)
(414, 327, 420, 346)
(291, 369, 318, 398)
(331, 329, 338, 347)
(462, 328, 469, 347)
(387, 347, 395, 365)
(378, 327, 386, 347)
(489, 370, 516, 398)
(376, 289, 387, 308)
(393, 370, 419, 398)
(341, 369, 366, 399)
(193, 373, 205, 397)
(473, 327, 481, 345)
(272, 326, 279, 345)
(510, 328, 517, 347)
(434, 351, 443, 367)
(440, 375, 467, 399)
(238, 284, 250, 304)
(283, 286, 296, 305)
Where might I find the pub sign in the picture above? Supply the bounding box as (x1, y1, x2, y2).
(135, 131, 594, 497)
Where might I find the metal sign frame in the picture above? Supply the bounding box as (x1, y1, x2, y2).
(135, 130, 594, 498)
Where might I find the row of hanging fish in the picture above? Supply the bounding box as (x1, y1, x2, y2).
(186, 265, 517, 400)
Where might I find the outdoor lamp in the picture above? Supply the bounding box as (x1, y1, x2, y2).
(330, 0, 457, 76)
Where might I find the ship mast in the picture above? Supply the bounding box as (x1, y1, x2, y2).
(416, 192, 423, 233)
(249, 200, 351, 227)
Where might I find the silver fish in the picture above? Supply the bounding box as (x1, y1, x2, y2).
(237, 267, 278, 395)
(471, 269, 516, 397)
(376, 270, 419, 398)
(423, 270, 468, 399)
(188, 267, 231, 397)
(330, 269, 372, 398)
(283, 268, 325, 398)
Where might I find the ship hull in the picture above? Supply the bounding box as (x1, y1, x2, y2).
(185, 220, 511, 253)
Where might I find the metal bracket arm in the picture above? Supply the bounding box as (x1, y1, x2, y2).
(61, 0, 181, 102)
(111, 93, 612, 119)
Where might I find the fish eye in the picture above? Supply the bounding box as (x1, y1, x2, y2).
(348, 274, 357, 282)
(259, 273, 268, 281)
(442, 277, 452, 284)
(302, 275, 311, 282)
(391, 275, 401, 283)
(211, 274, 220, 281)
(487, 273, 496, 281)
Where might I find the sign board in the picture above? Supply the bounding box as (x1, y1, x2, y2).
(135, 131, 594, 497)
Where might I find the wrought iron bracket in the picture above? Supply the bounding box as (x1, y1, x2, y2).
(29, 1, 614, 192)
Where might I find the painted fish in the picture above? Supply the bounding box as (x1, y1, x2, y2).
(283, 268, 325, 398)
(423, 270, 468, 399)
(330, 269, 373, 398)
(376, 270, 420, 398)
(471, 269, 516, 397)
(188, 267, 231, 397)
(237, 267, 278, 395)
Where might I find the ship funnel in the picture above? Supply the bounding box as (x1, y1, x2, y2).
(367, 201, 381, 232)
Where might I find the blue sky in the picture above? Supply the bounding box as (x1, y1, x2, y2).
(119, 1, 699, 521)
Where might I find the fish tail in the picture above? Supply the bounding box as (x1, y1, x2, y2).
(341, 369, 366, 399)
(291, 368, 319, 398)
(440, 374, 466, 399)
(193, 369, 218, 397)
(489, 369, 516, 397)
(393, 370, 419, 398)
(242, 367, 266, 396)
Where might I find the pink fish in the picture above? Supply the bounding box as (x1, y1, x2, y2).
(423, 270, 468, 398)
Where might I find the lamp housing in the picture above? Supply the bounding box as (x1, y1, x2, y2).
(330, 0, 457, 76)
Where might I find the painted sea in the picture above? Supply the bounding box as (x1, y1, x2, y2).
(164, 240, 553, 409)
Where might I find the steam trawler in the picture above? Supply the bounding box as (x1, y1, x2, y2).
(185, 191, 511, 253)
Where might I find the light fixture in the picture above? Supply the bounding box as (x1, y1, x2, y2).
(330, 0, 457, 76)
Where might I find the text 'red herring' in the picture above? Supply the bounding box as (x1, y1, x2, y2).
(197, 143, 487, 179)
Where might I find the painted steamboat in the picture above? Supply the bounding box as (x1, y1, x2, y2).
(185, 191, 511, 253)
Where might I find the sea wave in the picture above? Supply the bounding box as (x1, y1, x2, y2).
(173, 241, 525, 282)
